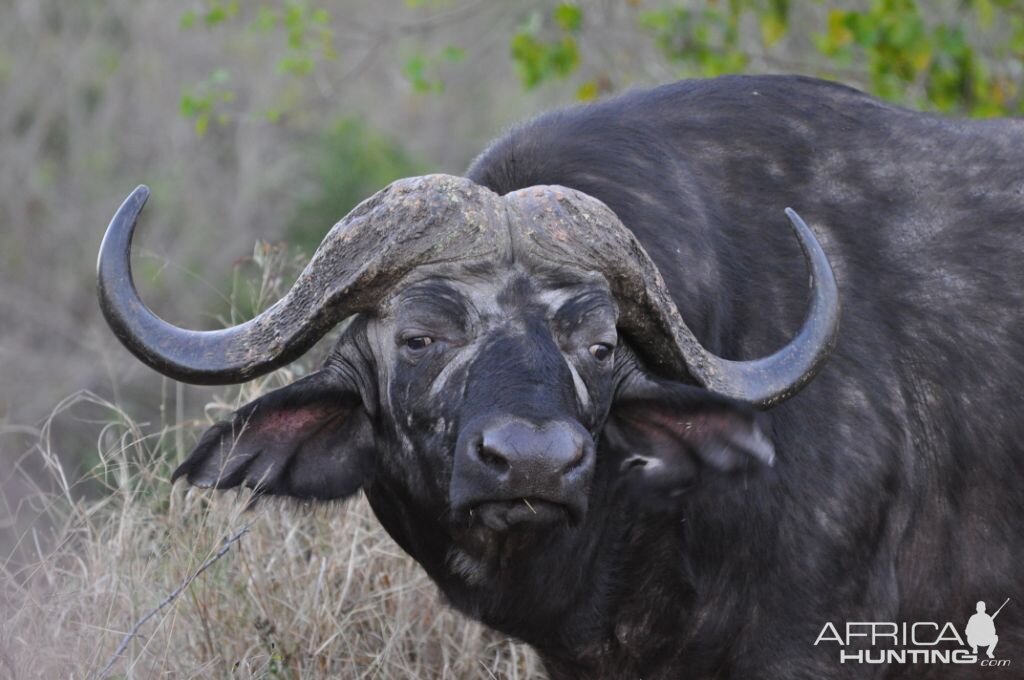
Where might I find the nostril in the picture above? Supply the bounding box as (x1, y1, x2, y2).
(476, 439, 511, 472)
(559, 439, 591, 474)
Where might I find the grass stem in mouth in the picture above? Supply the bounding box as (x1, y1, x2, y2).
(522, 498, 536, 514)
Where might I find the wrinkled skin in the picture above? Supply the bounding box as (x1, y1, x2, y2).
(176, 254, 773, 661)
(164, 75, 1024, 679)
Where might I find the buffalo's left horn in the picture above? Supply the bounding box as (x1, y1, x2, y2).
(97, 176, 508, 384)
(508, 188, 839, 408)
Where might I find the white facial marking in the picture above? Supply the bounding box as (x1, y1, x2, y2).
(536, 287, 578, 311)
(429, 345, 479, 397)
(564, 357, 590, 410)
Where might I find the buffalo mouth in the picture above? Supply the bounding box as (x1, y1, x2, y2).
(469, 497, 576, 532)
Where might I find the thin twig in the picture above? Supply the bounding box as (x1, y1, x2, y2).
(93, 524, 252, 679)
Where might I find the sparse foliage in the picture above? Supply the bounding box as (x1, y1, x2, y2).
(3, 1, 1021, 677)
(179, 1, 1024, 122)
(1, 251, 541, 679)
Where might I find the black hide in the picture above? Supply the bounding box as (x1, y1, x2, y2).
(462, 75, 1024, 679)
(179, 75, 1024, 679)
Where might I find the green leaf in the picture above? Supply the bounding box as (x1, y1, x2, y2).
(576, 79, 599, 101)
(976, 0, 995, 28)
(760, 13, 787, 47)
(441, 46, 465, 62)
(179, 93, 201, 118)
(278, 55, 314, 76)
(403, 56, 424, 76)
(254, 7, 277, 31)
(553, 4, 583, 32)
(815, 9, 851, 55)
(549, 36, 579, 75)
(402, 56, 432, 92)
(510, 31, 545, 88)
(204, 2, 238, 27)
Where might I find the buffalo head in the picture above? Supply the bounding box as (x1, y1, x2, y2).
(97, 174, 837, 601)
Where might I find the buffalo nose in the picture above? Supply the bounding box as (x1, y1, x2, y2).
(475, 419, 586, 475)
(451, 416, 595, 526)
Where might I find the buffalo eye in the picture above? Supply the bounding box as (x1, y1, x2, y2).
(589, 343, 613, 361)
(405, 336, 434, 351)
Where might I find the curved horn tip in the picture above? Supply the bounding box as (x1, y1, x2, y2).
(782, 207, 834, 285)
(783, 207, 808, 233)
(699, 205, 839, 408)
(122, 184, 151, 213)
(97, 185, 150, 274)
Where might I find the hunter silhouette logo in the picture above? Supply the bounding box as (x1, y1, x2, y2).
(966, 598, 1009, 659)
(814, 598, 1012, 667)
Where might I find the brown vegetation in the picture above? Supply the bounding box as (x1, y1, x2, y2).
(1, 383, 541, 678)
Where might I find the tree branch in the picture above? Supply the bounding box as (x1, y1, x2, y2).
(93, 524, 252, 680)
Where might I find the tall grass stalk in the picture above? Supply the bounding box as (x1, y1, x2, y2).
(0, 386, 543, 679)
(0, 243, 542, 679)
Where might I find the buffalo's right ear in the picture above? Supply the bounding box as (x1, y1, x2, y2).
(172, 370, 375, 500)
(604, 371, 775, 511)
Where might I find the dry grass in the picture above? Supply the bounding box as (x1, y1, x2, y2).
(2, 242, 542, 678)
(0, 384, 544, 679)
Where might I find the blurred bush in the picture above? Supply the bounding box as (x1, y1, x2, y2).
(287, 118, 427, 254)
(520, 0, 1024, 116)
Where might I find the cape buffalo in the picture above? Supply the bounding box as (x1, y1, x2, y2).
(97, 75, 1023, 678)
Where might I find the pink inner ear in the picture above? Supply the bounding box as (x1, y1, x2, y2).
(624, 407, 739, 445)
(254, 404, 340, 436)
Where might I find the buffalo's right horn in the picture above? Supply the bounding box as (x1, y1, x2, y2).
(97, 175, 507, 384)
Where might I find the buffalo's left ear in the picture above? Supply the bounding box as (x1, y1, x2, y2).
(604, 376, 774, 507)
(172, 369, 375, 500)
